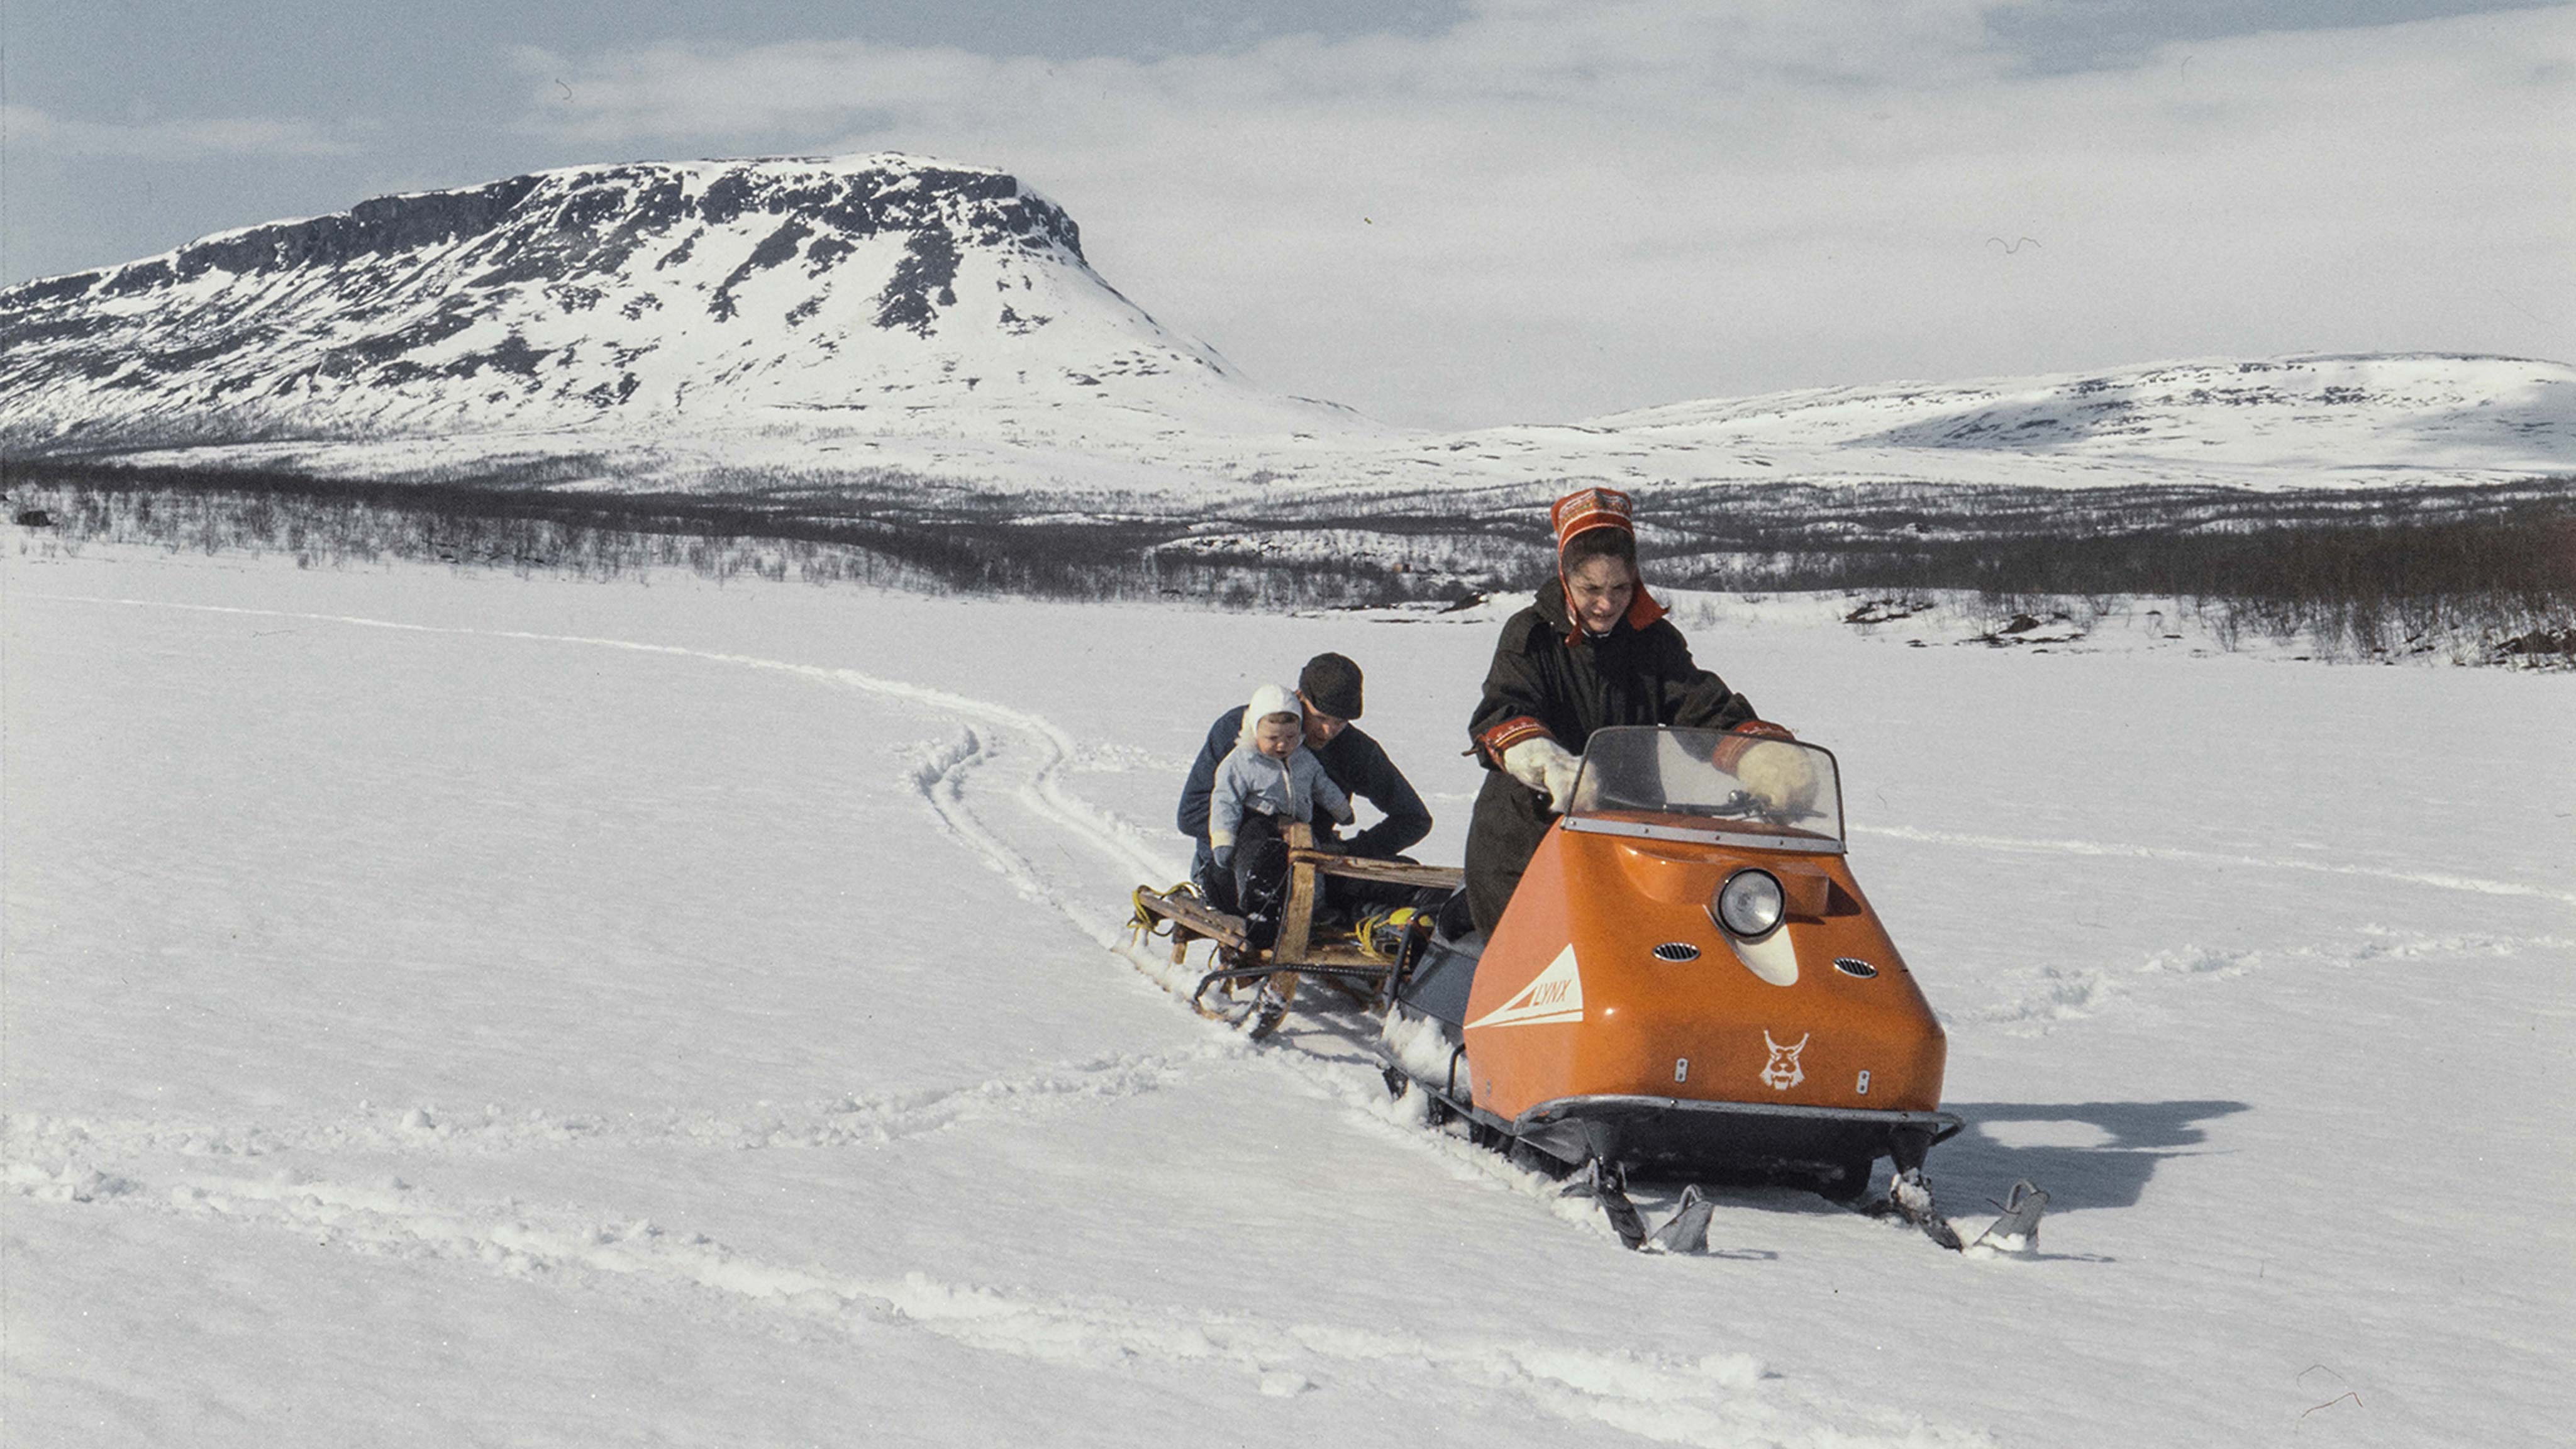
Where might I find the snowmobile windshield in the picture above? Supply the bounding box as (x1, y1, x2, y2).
(1563, 726, 1844, 853)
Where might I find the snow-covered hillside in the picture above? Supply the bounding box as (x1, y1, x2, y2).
(4, 155, 2568, 499)
(1574, 352, 2576, 491)
(6, 543, 2571, 1446)
(0, 154, 1346, 459)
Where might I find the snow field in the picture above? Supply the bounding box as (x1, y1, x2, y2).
(5, 545, 2571, 1446)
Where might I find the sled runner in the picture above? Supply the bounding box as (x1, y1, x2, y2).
(1129, 822, 1462, 1036)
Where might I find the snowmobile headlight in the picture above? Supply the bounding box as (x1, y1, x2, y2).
(1713, 869, 1785, 939)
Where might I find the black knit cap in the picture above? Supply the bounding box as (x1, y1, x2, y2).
(1297, 652, 1364, 720)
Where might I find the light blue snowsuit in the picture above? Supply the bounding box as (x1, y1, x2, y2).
(1208, 684, 1354, 865)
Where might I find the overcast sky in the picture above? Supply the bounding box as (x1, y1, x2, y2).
(7, 1, 2569, 426)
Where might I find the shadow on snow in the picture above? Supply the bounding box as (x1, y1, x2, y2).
(1936, 1099, 2250, 1211)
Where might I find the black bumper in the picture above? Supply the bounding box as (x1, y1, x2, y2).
(1512, 1094, 1964, 1182)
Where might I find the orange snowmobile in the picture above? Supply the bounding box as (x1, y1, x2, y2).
(1380, 725, 2043, 1252)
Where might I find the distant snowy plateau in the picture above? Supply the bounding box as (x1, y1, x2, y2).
(3, 153, 2570, 502)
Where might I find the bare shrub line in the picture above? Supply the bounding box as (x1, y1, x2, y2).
(4, 458, 2567, 664)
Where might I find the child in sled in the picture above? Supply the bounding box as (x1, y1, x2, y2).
(1207, 682, 1355, 945)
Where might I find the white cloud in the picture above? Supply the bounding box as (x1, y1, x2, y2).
(520, 1, 2571, 425)
(2, 104, 360, 159)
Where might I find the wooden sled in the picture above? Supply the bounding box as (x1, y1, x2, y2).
(1128, 822, 1463, 1026)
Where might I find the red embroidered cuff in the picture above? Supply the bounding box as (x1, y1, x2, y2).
(1476, 715, 1552, 764)
(1709, 718, 1794, 772)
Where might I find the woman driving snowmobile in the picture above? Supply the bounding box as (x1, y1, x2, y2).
(1462, 487, 1797, 933)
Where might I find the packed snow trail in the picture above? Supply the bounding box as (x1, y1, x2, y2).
(26, 590, 1677, 1243)
(65, 589, 2563, 911)
(15, 561, 2573, 1448)
(40, 587, 2555, 1261)
(39, 591, 1177, 937)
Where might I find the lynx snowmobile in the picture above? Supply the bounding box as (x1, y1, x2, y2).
(1128, 724, 2043, 1253)
(1381, 726, 2041, 1252)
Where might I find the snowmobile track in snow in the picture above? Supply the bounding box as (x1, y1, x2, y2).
(1853, 823, 2576, 907)
(24, 591, 2087, 1258)
(1, 1047, 1224, 1165)
(9, 1139, 1916, 1444)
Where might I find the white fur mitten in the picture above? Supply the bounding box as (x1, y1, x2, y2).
(1502, 735, 1584, 814)
(1735, 739, 1820, 814)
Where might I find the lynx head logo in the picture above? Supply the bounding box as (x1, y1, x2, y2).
(1760, 1030, 1809, 1091)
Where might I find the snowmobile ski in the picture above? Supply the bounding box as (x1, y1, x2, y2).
(1966, 1179, 2048, 1253)
(1558, 1162, 1720, 1253)
(1645, 1185, 1716, 1255)
(1872, 1167, 1965, 1248)
(1563, 1159, 1650, 1250)
(1869, 1169, 2048, 1253)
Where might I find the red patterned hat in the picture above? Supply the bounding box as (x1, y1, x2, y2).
(1550, 487, 1634, 552)
(1545, 485, 1665, 640)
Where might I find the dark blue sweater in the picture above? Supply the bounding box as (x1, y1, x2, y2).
(1175, 706, 1432, 859)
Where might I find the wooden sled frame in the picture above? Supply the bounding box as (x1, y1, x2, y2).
(1130, 823, 1463, 1017)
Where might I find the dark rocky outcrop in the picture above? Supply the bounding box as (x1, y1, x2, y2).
(876, 226, 962, 336)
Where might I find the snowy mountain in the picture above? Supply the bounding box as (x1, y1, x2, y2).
(3, 154, 2570, 498)
(0, 154, 1344, 461)
(1574, 353, 2576, 488)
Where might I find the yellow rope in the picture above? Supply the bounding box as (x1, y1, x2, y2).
(1128, 882, 1195, 937)
(1355, 906, 1426, 964)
